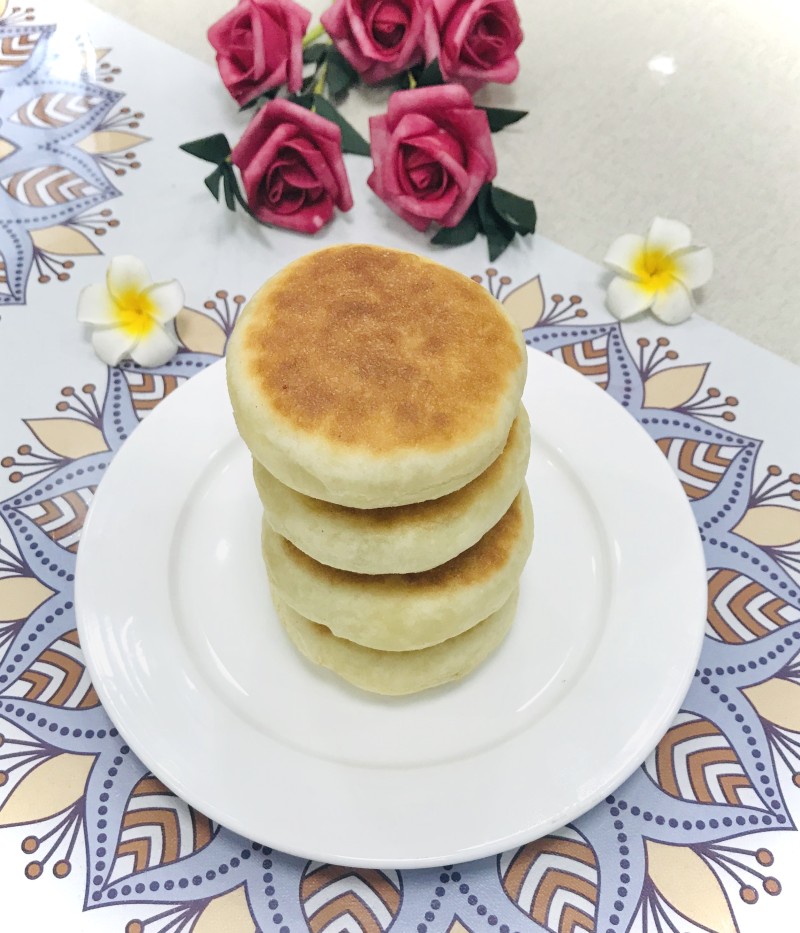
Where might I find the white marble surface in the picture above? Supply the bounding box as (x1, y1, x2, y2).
(88, 0, 800, 364)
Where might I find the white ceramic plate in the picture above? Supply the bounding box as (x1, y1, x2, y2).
(75, 350, 706, 868)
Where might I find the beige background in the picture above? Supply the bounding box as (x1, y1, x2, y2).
(89, 0, 800, 364)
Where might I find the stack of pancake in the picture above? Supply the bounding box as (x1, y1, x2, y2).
(226, 244, 532, 695)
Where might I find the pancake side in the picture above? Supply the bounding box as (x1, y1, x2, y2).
(255, 406, 531, 574)
(274, 587, 519, 696)
(263, 485, 533, 651)
(227, 244, 527, 506)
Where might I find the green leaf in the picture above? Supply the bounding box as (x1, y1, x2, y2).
(204, 166, 223, 201)
(478, 105, 528, 132)
(221, 169, 236, 211)
(326, 46, 358, 98)
(477, 184, 515, 261)
(179, 133, 231, 164)
(303, 42, 329, 64)
(289, 92, 315, 110)
(312, 95, 371, 156)
(416, 58, 444, 87)
(431, 201, 480, 247)
(491, 185, 537, 235)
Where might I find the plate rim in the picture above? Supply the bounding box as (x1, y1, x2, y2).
(75, 351, 707, 868)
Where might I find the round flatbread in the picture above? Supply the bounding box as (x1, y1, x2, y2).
(262, 485, 533, 652)
(227, 244, 527, 507)
(274, 587, 519, 696)
(255, 406, 530, 574)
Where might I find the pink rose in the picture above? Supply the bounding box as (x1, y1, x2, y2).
(427, 0, 523, 90)
(208, 0, 312, 105)
(231, 100, 353, 233)
(320, 0, 429, 84)
(367, 85, 496, 231)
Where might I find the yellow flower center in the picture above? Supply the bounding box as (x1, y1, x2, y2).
(114, 288, 158, 337)
(632, 247, 677, 294)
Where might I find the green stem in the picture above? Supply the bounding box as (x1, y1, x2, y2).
(313, 60, 329, 99)
(407, 70, 417, 89)
(302, 23, 326, 47)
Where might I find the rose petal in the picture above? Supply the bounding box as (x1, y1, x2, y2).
(106, 255, 150, 300)
(386, 85, 473, 127)
(288, 136, 338, 193)
(130, 324, 179, 368)
(368, 167, 430, 230)
(395, 185, 459, 222)
(651, 280, 695, 324)
(406, 126, 465, 165)
(379, 131, 409, 198)
(604, 234, 646, 278)
(143, 279, 184, 325)
(646, 216, 692, 254)
(249, 4, 269, 83)
(432, 0, 463, 21)
(282, 0, 312, 92)
(452, 108, 496, 178)
(606, 275, 653, 320)
(400, 146, 451, 200)
(439, 159, 483, 225)
(673, 245, 713, 290)
(234, 121, 295, 185)
(77, 282, 115, 325)
(422, 5, 441, 64)
(90, 327, 136, 366)
(256, 194, 335, 233)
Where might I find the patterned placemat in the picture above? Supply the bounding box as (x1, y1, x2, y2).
(2, 3, 800, 932)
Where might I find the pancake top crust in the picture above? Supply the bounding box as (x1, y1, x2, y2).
(234, 244, 526, 454)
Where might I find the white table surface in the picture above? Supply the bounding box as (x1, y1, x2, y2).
(88, 0, 800, 365)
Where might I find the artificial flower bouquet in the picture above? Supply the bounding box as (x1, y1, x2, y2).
(182, 0, 536, 260)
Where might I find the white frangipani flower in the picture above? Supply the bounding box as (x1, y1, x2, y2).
(604, 217, 713, 324)
(77, 255, 184, 366)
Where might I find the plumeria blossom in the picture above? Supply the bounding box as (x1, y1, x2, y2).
(77, 256, 184, 366)
(604, 217, 713, 324)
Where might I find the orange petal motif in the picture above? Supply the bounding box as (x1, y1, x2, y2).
(76, 130, 149, 154)
(24, 418, 108, 459)
(733, 506, 800, 548)
(0, 753, 95, 827)
(30, 225, 100, 256)
(175, 308, 227, 356)
(645, 841, 739, 933)
(0, 576, 54, 622)
(643, 363, 709, 409)
(502, 275, 545, 330)
(445, 920, 474, 933)
(743, 678, 800, 733)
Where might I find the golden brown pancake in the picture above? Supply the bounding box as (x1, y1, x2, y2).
(262, 485, 533, 651)
(227, 244, 527, 507)
(254, 405, 530, 573)
(274, 587, 519, 696)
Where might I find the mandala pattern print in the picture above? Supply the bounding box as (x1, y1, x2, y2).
(0, 4, 147, 305)
(2, 262, 800, 932)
